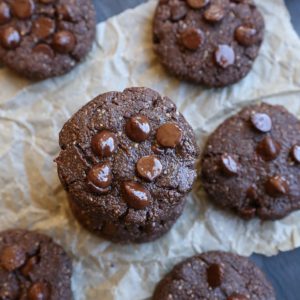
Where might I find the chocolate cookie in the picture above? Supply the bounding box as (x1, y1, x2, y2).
(0, 0, 96, 80)
(153, 251, 275, 300)
(201, 103, 300, 220)
(0, 229, 72, 300)
(55, 87, 198, 243)
(153, 0, 264, 87)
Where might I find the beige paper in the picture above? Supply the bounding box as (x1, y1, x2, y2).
(0, 0, 300, 299)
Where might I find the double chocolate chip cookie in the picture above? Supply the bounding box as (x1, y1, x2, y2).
(153, 251, 275, 300)
(0, 0, 96, 79)
(0, 229, 72, 300)
(56, 87, 198, 243)
(201, 103, 300, 220)
(153, 0, 265, 87)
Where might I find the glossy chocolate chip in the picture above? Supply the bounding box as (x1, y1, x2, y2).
(235, 25, 258, 46)
(220, 154, 238, 176)
(0, 27, 21, 49)
(11, 0, 35, 19)
(181, 28, 204, 50)
(291, 145, 300, 163)
(156, 123, 182, 148)
(207, 263, 224, 288)
(52, 30, 76, 54)
(21, 256, 39, 277)
(204, 5, 226, 22)
(250, 113, 272, 133)
(171, 4, 187, 21)
(256, 136, 281, 161)
(186, 0, 210, 9)
(28, 282, 50, 300)
(122, 181, 151, 210)
(227, 294, 248, 300)
(265, 176, 289, 197)
(125, 115, 151, 142)
(0, 245, 26, 271)
(33, 44, 55, 58)
(136, 155, 163, 181)
(0, 2, 11, 25)
(215, 45, 235, 68)
(87, 163, 112, 193)
(91, 130, 117, 158)
(56, 4, 74, 21)
(33, 17, 55, 39)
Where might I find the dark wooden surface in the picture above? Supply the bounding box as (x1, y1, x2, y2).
(93, 1, 300, 299)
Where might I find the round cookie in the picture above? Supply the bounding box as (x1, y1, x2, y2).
(0, 229, 72, 300)
(201, 103, 300, 220)
(0, 0, 96, 80)
(153, 251, 275, 300)
(153, 0, 265, 87)
(55, 87, 198, 243)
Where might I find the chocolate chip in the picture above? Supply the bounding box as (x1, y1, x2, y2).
(122, 181, 151, 210)
(21, 256, 39, 277)
(52, 30, 76, 54)
(227, 294, 248, 300)
(171, 3, 187, 21)
(250, 113, 272, 133)
(39, 0, 55, 3)
(87, 163, 112, 194)
(33, 17, 55, 39)
(256, 136, 281, 161)
(186, 0, 210, 9)
(56, 4, 75, 21)
(215, 45, 235, 68)
(207, 263, 224, 288)
(220, 154, 238, 176)
(204, 5, 226, 22)
(28, 282, 50, 300)
(181, 28, 204, 50)
(91, 130, 118, 158)
(291, 145, 300, 163)
(125, 115, 151, 142)
(0, 245, 26, 271)
(235, 25, 258, 46)
(0, 27, 21, 49)
(0, 2, 11, 25)
(33, 44, 55, 58)
(156, 123, 182, 148)
(240, 207, 256, 219)
(11, 0, 35, 19)
(265, 176, 289, 197)
(136, 155, 163, 181)
(246, 185, 257, 200)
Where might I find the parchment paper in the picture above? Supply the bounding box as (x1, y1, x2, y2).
(1, 0, 300, 299)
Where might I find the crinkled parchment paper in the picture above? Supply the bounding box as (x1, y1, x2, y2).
(0, 0, 300, 299)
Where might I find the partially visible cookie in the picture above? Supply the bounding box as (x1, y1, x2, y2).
(153, 251, 275, 300)
(153, 0, 264, 87)
(0, 229, 72, 300)
(201, 103, 300, 220)
(0, 0, 96, 79)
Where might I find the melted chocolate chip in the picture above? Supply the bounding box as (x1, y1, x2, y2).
(21, 256, 39, 277)
(235, 25, 258, 46)
(87, 163, 112, 194)
(33, 17, 55, 39)
(28, 282, 50, 300)
(11, 0, 35, 19)
(215, 45, 235, 68)
(171, 3, 187, 21)
(220, 154, 238, 176)
(0, 245, 26, 271)
(204, 5, 226, 22)
(122, 181, 151, 210)
(256, 136, 281, 161)
(156, 123, 182, 148)
(136, 155, 163, 181)
(227, 294, 248, 300)
(91, 130, 118, 158)
(250, 113, 272, 133)
(291, 145, 300, 163)
(125, 115, 151, 142)
(186, 0, 210, 9)
(0, 2, 11, 25)
(52, 30, 76, 54)
(181, 28, 204, 50)
(33, 44, 55, 58)
(0, 27, 21, 49)
(265, 176, 289, 197)
(206, 264, 224, 288)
